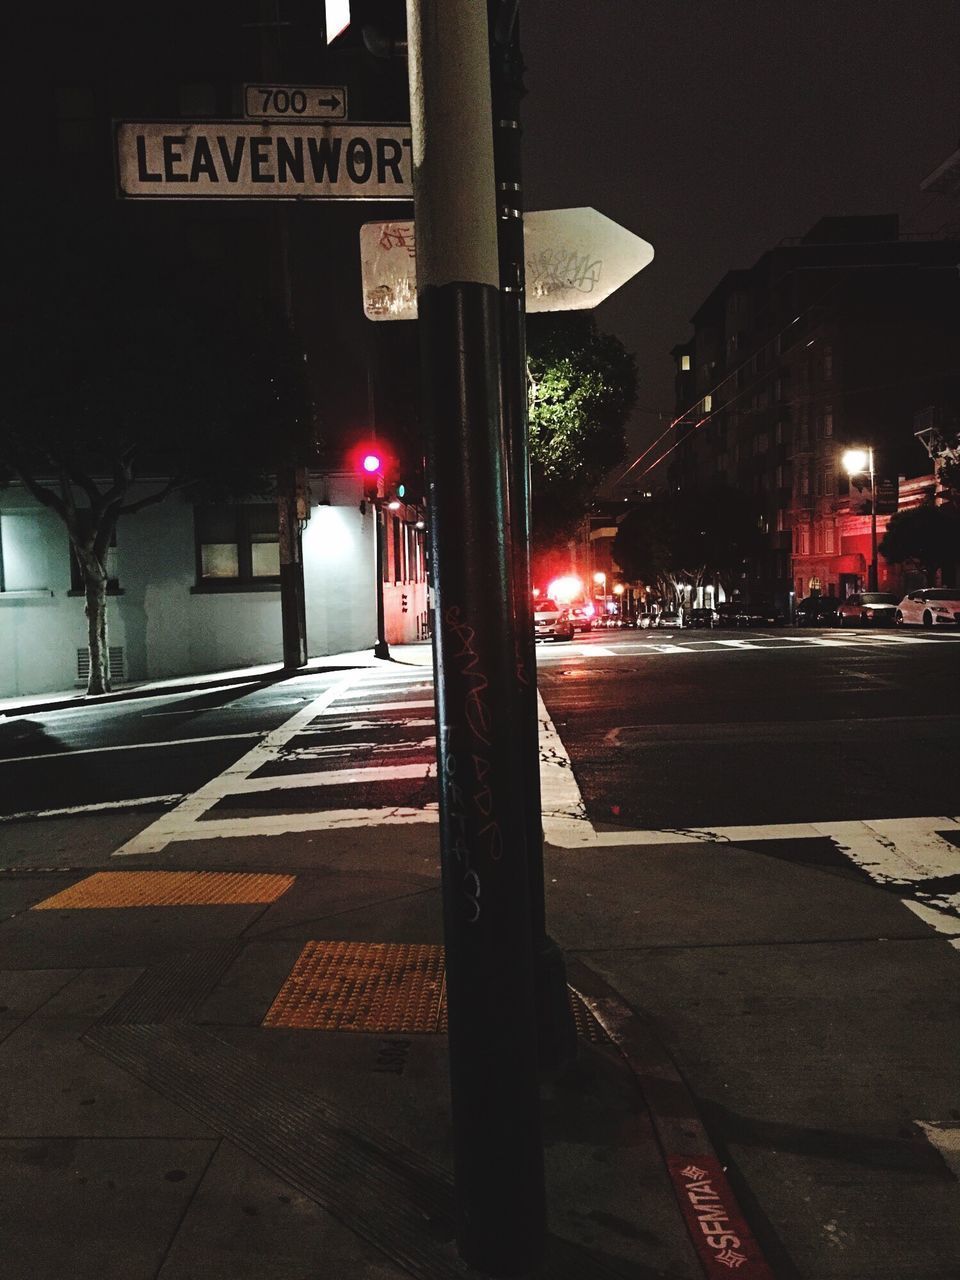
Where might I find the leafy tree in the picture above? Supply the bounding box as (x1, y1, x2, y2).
(879, 504, 960, 584)
(526, 313, 636, 547)
(2, 256, 314, 695)
(613, 485, 763, 601)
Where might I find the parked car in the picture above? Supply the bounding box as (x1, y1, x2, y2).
(568, 606, 593, 633)
(655, 608, 684, 628)
(740, 600, 785, 626)
(717, 601, 748, 627)
(533, 598, 575, 641)
(636, 610, 655, 629)
(895, 587, 960, 628)
(836, 592, 899, 626)
(688, 607, 719, 628)
(795, 595, 842, 626)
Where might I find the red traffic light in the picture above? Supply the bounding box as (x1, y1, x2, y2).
(361, 452, 383, 474)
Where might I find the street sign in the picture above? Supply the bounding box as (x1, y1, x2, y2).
(244, 84, 348, 121)
(359, 207, 654, 320)
(115, 121, 412, 200)
(325, 0, 351, 44)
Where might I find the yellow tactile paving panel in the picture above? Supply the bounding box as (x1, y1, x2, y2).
(264, 940, 447, 1032)
(32, 870, 295, 910)
(264, 940, 608, 1042)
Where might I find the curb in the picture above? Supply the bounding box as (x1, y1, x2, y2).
(567, 958, 781, 1280)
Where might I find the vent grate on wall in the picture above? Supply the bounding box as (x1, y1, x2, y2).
(76, 646, 125, 685)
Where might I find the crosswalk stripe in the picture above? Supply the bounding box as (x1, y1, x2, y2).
(231, 762, 436, 792)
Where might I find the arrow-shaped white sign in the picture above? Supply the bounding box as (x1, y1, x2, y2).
(359, 208, 654, 320)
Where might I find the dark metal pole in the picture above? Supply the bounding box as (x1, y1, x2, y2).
(868, 447, 878, 591)
(489, 1, 577, 1072)
(373, 498, 391, 660)
(406, 1, 545, 1273)
(258, 0, 308, 671)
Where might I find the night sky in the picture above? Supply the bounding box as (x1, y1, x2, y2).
(521, 0, 960, 470)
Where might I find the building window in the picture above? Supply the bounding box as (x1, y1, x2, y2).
(703, 394, 713, 413)
(195, 504, 279, 588)
(680, 354, 691, 371)
(823, 404, 833, 437)
(0, 512, 48, 593)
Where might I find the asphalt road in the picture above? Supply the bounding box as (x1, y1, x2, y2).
(536, 625, 960, 830)
(1, 627, 958, 834)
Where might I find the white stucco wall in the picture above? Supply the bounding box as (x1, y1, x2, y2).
(0, 473, 427, 698)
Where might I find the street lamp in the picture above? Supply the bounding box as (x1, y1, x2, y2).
(842, 446, 877, 591)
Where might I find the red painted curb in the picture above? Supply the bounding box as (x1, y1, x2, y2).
(566, 959, 779, 1280)
(666, 1155, 774, 1278)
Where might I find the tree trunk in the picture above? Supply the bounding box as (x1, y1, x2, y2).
(82, 563, 110, 695)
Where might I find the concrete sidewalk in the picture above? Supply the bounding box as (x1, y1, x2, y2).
(0, 821, 708, 1280)
(7, 792, 957, 1279)
(3, 647, 960, 1277)
(0, 644, 435, 719)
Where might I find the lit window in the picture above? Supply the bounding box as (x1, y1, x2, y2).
(0, 512, 49, 592)
(703, 394, 713, 412)
(195, 504, 279, 588)
(680, 355, 691, 372)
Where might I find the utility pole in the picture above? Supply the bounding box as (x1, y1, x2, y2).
(257, 0, 308, 672)
(489, 1, 577, 1072)
(406, 1, 545, 1274)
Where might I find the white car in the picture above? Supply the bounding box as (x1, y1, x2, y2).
(533, 598, 575, 641)
(895, 588, 960, 628)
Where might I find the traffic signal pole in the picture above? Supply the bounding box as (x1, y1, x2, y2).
(489, 1, 578, 1073)
(257, 0, 308, 672)
(406, 1, 545, 1274)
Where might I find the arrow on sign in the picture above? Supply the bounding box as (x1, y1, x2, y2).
(317, 95, 342, 110)
(359, 208, 654, 320)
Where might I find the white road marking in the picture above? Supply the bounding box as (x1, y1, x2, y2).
(114, 673, 358, 856)
(581, 643, 617, 656)
(0, 732, 260, 767)
(715, 639, 764, 649)
(280, 737, 436, 761)
(915, 1123, 960, 1172)
(332, 699, 435, 713)
(537, 692, 590, 838)
(129, 806, 440, 842)
(0, 794, 184, 823)
(231, 762, 435, 792)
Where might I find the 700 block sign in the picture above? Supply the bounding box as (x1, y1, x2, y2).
(115, 121, 412, 200)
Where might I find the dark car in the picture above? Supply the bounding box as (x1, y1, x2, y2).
(836, 592, 899, 626)
(740, 600, 785, 626)
(688, 607, 719, 628)
(717, 601, 748, 627)
(795, 595, 841, 626)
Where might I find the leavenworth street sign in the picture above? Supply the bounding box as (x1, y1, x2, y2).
(360, 207, 654, 318)
(115, 120, 412, 200)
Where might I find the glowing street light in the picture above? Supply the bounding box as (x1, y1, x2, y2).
(842, 446, 877, 590)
